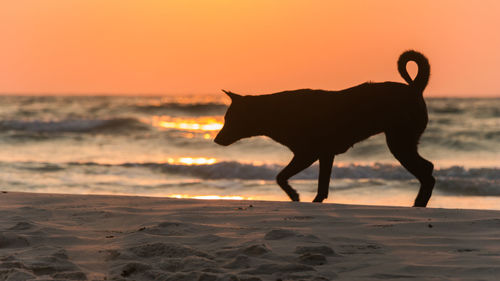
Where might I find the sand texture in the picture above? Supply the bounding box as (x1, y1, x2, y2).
(1, 192, 499, 281)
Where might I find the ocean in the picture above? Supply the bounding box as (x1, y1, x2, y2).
(0, 95, 498, 210)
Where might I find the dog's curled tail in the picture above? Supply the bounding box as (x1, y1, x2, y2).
(397, 50, 430, 93)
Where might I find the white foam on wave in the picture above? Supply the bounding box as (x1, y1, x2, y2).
(2, 160, 499, 196)
(0, 118, 146, 133)
(63, 161, 500, 196)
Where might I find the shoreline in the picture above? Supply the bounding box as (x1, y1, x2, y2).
(2, 189, 500, 212)
(1, 191, 499, 280)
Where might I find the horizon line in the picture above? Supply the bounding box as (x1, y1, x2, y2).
(0, 92, 499, 99)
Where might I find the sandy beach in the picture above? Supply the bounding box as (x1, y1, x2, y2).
(1, 192, 499, 281)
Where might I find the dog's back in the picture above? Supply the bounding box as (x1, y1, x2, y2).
(243, 83, 428, 155)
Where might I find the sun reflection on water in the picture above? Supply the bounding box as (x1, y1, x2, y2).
(152, 116, 223, 131)
(168, 194, 252, 200)
(166, 157, 217, 165)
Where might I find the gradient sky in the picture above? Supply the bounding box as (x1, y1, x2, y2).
(1, 1, 499, 96)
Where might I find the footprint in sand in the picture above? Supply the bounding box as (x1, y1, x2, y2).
(298, 253, 328, 265)
(180, 256, 217, 272)
(52, 271, 88, 280)
(114, 262, 152, 277)
(0, 268, 36, 281)
(143, 221, 220, 237)
(223, 255, 251, 269)
(264, 229, 297, 240)
(8, 221, 35, 231)
(129, 242, 212, 259)
(243, 244, 270, 256)
(216, 244, 271, 259)
(295, 245, 340, 257)
(0, 250, 87, 280)
(240, 263, 314, 275)
(0, 233, 30, 248)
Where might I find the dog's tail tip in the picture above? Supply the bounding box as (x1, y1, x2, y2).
(397, 50, 430, 94)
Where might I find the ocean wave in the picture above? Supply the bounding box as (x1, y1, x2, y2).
(152, 162, 500, 196)
(58, 161, 499, 180)
(428, 106, 464, 114)
(134, 102, 227, 115)
(102, 162, 500, 196)
(427, 99, 500, 118)
(152, 162, 500, 180)
(436, 178, 500, 196)
(0, 118, 148, 133)
(6, 161, 500, 196)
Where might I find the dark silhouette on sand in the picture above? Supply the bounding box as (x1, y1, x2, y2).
(215, 50, 435, 207)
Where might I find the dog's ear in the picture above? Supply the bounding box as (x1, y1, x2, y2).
(222, 89, 241, 101)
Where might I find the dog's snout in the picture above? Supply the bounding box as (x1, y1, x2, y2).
(214, 134, 228, 146)
(214, 139, 230, 146)
(214, 130, 236, 146)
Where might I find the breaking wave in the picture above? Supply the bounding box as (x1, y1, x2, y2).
(134, 102, 227, 115)
(18, 161, 497, 196)
(0, 118, 148, 133)
(150, 161, 499, 181)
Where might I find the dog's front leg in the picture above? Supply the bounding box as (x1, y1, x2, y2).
(313, 154, 334, 203)
(277, 154, 317, 202)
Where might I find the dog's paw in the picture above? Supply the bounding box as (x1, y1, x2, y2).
(312, 195, 325, 203)
(413, 200, 428, 208)
(288, 192, 300, 202)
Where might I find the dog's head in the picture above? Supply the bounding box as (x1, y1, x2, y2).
(214, 90, 256, 146)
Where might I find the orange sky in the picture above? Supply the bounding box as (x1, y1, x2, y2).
(0, 1, 499, 97)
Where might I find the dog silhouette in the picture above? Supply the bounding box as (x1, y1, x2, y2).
(215, 50, 435, 207)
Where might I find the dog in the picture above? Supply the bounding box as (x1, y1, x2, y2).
(214, 50, 435, 207)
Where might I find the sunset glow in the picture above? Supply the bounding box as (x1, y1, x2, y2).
(1, 1, 499, 96)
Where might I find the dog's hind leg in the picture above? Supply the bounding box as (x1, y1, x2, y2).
(385, 132, 435, 207)
(313, 154, 334, 203)
(277, 154, 317, 201)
